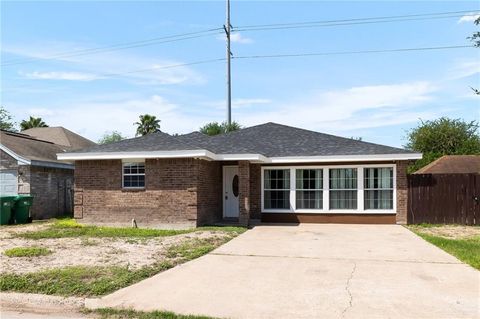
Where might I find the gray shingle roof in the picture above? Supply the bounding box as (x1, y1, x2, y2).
(71, 122, 414, 157)
(72, 131, 202, 153)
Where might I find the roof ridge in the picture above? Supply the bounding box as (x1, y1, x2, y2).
(1, 130, 56, 145)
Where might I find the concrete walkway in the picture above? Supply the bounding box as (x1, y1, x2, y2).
(88, 224, 480, 319)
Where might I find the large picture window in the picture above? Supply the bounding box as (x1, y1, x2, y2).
(296, 169, 323, 209)
(329, 168, 357, 209)
(123, 162, 145, 188)
(264, 169, 290, 209)
(364, 167, 393, 209)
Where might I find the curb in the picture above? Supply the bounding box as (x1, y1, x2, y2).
(0, 292, 85, 313)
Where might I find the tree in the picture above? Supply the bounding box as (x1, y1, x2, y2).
(0, 107, 16, 131)
(20, 116, 48, 130)
(98, 131, 125, 144)
(468, 17, 480, 95)
(199, 121, 241, 136)
(405, 117, 480, 172)
(134, 114, 160, 136)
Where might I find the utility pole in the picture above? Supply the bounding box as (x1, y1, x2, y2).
(224, 0, 232, 125)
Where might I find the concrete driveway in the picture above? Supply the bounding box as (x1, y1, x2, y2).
(88, 224, 480, 319)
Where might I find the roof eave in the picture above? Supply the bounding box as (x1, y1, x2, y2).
(0, 144, 31, 165)
(57, 149, 217, 161)
(269, 153, 422, 163)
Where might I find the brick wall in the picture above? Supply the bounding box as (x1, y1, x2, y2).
(395, 160, 410, 224)
(197, 160, 222, 225)
(0, 150, 18, 170)
(249, 163, 261, 220)
(0, 150, 73, 219)
(75, 158, 222, 227)
(29, 166, 73, 219)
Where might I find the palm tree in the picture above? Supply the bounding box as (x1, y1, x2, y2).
(134, 114, 160, 136)
(20, 116, 48, 130)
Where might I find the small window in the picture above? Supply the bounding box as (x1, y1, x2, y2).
(264, 169, 290, 209)
(296, 169, 323, 209)
(123, 162, 145, 188)
(329, 168, 357, 209)
(364, 167, 393, 209)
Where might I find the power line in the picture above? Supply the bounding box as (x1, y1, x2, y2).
(66, 45, 472, 80)
(92, 58, 226, 78)
(234, 10, 479, 30)
(233, 45, 473, 60)
(234, 14, 478, 32)
(2, 28, 223, 67)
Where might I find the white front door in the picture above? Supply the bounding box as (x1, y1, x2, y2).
(223, 166, 239, 218)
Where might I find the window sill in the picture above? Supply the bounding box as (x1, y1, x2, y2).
(262, 210, 396, 215)
(122, 188, 146, 192)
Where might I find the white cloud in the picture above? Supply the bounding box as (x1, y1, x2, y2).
(216, 32, 253, 44)
(21, 71, 99, 81)
(235, 81, 440, 132)
(3, 42, 205, 85)
(458, 13, 480, 23)
(447, 59, 480, 80)
(19, 95, 216, 140)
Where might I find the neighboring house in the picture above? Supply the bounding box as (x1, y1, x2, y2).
(414, 155, 480, 174)
(0, 128, 96, 219)
(58, 123, 421, 227)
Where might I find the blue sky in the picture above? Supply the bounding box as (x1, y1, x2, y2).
(1, 1, 479, 147)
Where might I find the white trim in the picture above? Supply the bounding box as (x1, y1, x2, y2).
(57, 149, 421, 163)
(57, 150, 217, 161)
(269, 153, 421, 163)
(261, 164, 397, 215)
(122, 161, 146, 190)
(216, 153, 269, 163)
(0, 144, 31, 165)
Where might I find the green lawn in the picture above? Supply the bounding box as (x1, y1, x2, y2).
(408, 225, 480, 270)
(15, 218, 245, 240)
(85, 308, 217, 319)
(3, 246, 52, 257)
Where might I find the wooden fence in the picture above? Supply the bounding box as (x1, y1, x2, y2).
(407, 173, 480, 225)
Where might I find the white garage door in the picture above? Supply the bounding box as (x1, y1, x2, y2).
(0, 170, 18, 196)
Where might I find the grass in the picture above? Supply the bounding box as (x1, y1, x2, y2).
(0, 262, 174, 297)
(85, 308, 217, 319)
(1, 221, 245, 297)
(408, 225, 480, 270)
(165, 237, 228, 261)
(4, 246, 52, 257)
(16, 218, 246, 240)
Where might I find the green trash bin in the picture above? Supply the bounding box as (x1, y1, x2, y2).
(0, 196, 17, 225)
(13, 195, 34, 224)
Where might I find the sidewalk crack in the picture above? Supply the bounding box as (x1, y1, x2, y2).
(341, 262, 356, 318)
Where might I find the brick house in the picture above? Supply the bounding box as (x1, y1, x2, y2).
(58, 123, 421, 227)
(0, 128, 95, 219)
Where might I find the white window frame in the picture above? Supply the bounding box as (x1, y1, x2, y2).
(263, 168, 291, 211)
(261, 164, 396, 214)
(363, 167, 395, 210)
(122, 159, 146, 189)
(295, 168, 324, 210)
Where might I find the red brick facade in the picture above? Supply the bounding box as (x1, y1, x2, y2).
(74, 159, 411, 226)
(395, 160, 410, 224)
(74, 158, 222, 227)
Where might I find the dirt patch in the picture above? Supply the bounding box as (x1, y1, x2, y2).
(411, 225, 480, 239)
(0, 222, 234, 274)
